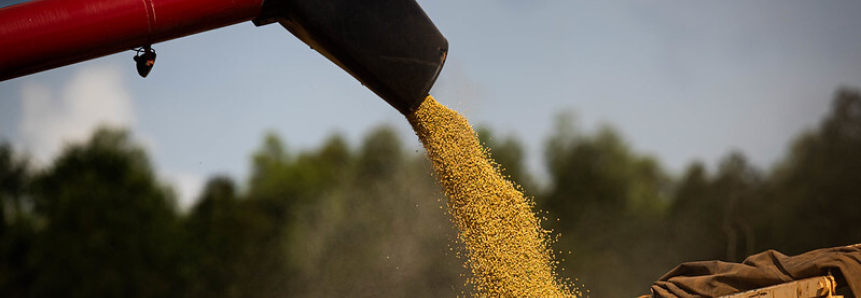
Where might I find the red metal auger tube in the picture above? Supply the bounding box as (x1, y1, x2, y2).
(0, 0, 265, 81)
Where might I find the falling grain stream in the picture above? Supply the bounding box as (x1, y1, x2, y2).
(408, 96, 579, 298)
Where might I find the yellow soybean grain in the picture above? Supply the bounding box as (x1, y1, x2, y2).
(408, 96, 578, 298)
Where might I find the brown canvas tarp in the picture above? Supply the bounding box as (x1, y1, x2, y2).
(651, 244, 861, 298)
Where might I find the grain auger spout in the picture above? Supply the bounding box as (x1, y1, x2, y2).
(0, 0, 448, 114)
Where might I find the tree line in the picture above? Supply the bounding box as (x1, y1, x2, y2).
(1, 88, 859, 298)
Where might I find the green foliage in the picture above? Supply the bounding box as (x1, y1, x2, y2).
(357, 126, 403, 180)
(1, 88, 859, 298)
(758, 88, 861, 254)
(185, 177, 243, 298)
(541, 120, 673, 298)
(540, 88, 861, 297)
(0, 142, 35, 298)
(28, 128, 184, 298)
(279, 126, 465, 298)
(544, 123, 669, 222)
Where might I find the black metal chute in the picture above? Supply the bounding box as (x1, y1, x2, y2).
(255, 0, 448, 114)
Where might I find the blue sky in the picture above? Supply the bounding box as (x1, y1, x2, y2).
(2, 0, 861, 207)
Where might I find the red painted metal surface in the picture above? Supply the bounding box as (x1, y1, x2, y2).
(0, 0, 265, 81)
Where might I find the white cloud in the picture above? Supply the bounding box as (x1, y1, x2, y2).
(20, 64, 135, 164)
(162, 170, 205, 211)
(17, 64, 208, 208)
